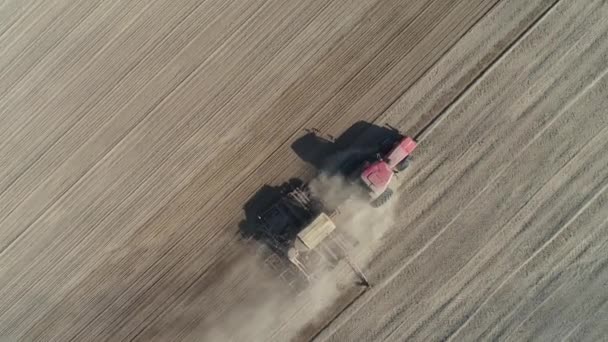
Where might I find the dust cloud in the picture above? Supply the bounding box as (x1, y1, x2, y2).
(199, 172, 398, 341)
(198, 277, 286, 341)
(195, 253, 342, 342)
(309, 172, 399, 268)
(197, 252, 344, 341)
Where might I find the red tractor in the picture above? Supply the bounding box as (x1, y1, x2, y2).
(355, 135, 417, 207)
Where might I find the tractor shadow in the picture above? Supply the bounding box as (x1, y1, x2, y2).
(290, 120, 403, 173)
(238, 121, 402, 243)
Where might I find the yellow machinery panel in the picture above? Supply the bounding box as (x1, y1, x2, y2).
(296, 213, 336, 250)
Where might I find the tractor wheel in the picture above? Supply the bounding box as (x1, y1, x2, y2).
(395, 155, 412, 171)
(371, 188, 393, 207)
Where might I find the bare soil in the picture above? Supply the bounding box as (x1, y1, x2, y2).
(0, 0, 605, 341)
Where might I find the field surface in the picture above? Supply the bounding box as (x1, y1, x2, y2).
(0, 0, 606, 340)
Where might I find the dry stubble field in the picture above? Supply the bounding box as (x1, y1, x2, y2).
(0, 0, 606, 341)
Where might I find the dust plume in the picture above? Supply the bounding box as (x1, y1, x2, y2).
(308, 172, 399, 268)
(198, 171, 398, 341)
(195, 249, 343, 342)
(193, 254, 291, 342)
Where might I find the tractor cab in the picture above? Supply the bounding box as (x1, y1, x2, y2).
(360, 160, 394, 196)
